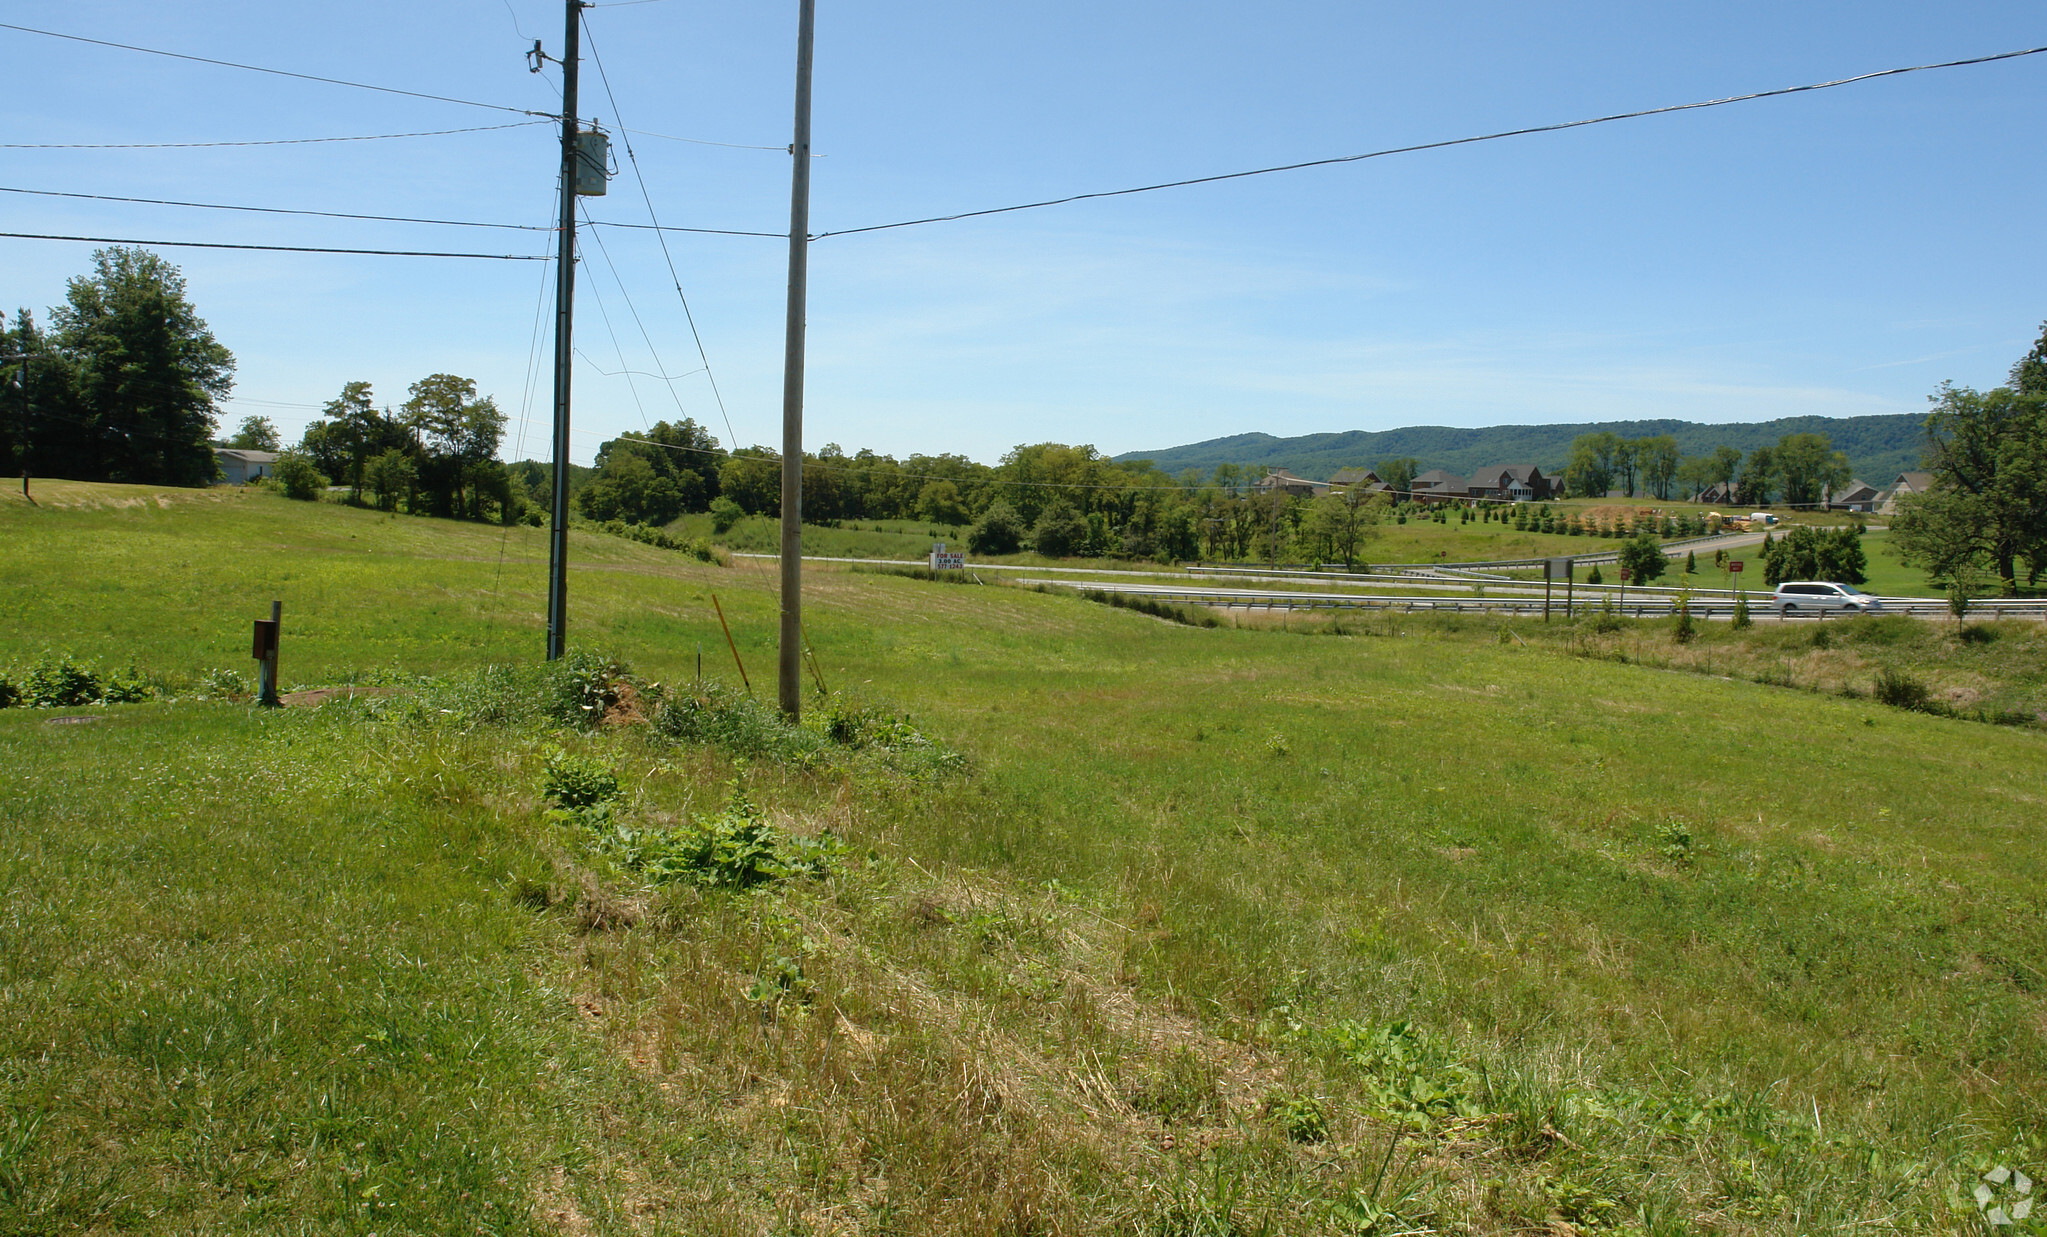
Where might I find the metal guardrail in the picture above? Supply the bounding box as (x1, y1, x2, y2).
(1057, 580, 2047, 620)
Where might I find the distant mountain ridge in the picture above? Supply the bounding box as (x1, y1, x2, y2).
(1115, 414, 1926, 488)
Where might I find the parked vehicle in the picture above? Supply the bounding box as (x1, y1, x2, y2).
(1748, 512, 1779, 526)
(1773, 581, 1882, 616)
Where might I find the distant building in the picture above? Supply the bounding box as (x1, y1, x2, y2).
(1465, 464, 1553, 502)
(215, 449, 278, 485)
(1879, 471, 1933, 515)
(1693, 481, 1737, 505)
(1408, 469, 1468, 504)
(1328, 467, 1392, 498)
(1825, 479, 1883, 513)
(1253, 468, 1329, 499)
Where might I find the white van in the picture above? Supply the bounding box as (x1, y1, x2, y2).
(1749, 512, 1779, 526)
(1773, 581, 1882, 616)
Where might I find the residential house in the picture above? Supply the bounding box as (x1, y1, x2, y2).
(1465, 464, 1552, 503)
(1824, 479, 1883, 513)
(1252, 468, 1329, 499)
(1693, 481, 1737, 504)
(1879, 471, 1933, 515)
(215, 449, 278, 485)
(1328, 467, 1392, 498)
(1407, 469, 1468, 504)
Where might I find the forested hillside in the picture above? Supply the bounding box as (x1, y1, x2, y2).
(1119, 413, 1925, 484)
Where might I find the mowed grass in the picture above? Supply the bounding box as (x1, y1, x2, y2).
(3, 482, 2044, 1233)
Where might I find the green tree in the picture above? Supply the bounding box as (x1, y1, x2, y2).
(1565, 432, 1620, 498)
(1615, 533, 1668, 584)
(967, 500, 1025, 555)
(1303, 490, 1379, 568)
(1373, 457, 1420, 499)
(916, 479, 968, 525)
(1031, 500, 1088, 558)
(399, 374, 505, 518)
(362, 447, 415, 511)
(1890, 383, 2047, 593)
(48, 247, 235, 486)
(1735, 446, 1777, 506)
(271, 449, 326, 500)
(1, 309, 85, 477)
(1638, 435, 1680, 500)
(1773, 433, 1851, 508)
(718, 450, 781, 516)
(228, 415, 279, 451)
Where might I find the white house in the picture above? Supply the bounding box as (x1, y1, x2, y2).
(215, 449, 278, 485)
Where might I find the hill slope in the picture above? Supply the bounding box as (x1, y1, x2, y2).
(3, 485, 2043, 1234)
(1118, 412, 1925, 484)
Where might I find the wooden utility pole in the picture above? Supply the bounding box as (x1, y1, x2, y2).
(777, 0, 817, 718)
(545, 0, 584, 661)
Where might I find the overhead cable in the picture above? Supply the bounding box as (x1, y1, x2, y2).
(581, 17, 742, 448)
(0, 185, 550, 231)
(0, 21, 553, 118)
(2, 182, 779, 237)
(620, 127, 788, 153)
(0, 231, 551, 260)
(813, 43, 2047, 239)
(1, 120, 553, 149)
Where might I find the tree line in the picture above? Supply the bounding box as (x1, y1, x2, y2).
(1562, 430, 1852, 505)
(4, 248, 235, 487)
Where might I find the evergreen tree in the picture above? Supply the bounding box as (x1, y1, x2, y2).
(46, 247, 235, 485)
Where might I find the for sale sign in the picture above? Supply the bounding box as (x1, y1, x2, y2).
(929, 542, 965, 571)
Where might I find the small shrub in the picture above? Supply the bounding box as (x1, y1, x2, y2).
(1672, 596, 1696, 644)
(22, 654, 102, 707)
(201, 667, 251, 701)
(1873, 667, 1932, 712)
(1265, 732, 1291, 757)
(655, 680, 826, 764)
(1262, 1090, 1329, 1143)
(98, 665, 155, 704)
(272, 450, 328, 501)
(1585, 564, 1604, 585)
(1325, 1020, 1483, 1122)
(709, 495, 743, 534)
(593, 782, 838, 889)
(542, 749, 620, 810)
(1810, 625, 1833, 650)
(1657, 819, 1694, 865)
(1731, 593, 1753, 629)
(1958, 624, 1997, 645)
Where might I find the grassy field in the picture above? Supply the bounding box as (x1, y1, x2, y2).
(3, 482, 2043, 1235)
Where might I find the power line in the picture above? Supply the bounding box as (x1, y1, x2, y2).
(0, 21, 553, 118)
(586, 220, 786, 239)
(619, 127, 787, 153)
(0, 121, 553, 149)
(814, 43, 2047, 239)
(579, 202, 705, 429)
(0, 185, 549, 232)
(2, 181, 781, 237)
(0, 231, 551, 260)
(580, 16, 742, 450)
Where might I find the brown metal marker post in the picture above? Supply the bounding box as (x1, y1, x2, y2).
(252, 600, 282, 707)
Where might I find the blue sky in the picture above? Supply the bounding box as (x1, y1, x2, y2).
(5, 1, 2045, 466)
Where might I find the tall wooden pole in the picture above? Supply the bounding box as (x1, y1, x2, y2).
(545, 0, 583, 661)
(778, 0, 816, 718)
